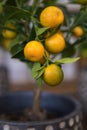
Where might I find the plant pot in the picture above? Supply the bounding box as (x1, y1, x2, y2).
(0, 91, 82, 130)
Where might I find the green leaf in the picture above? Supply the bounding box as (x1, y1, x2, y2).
(10, 41, 25, 59)
(32, 62, 41, 78)
(32, 68, 44, 79)
(36, 69, 45, 79)
(32, 71, 39, 79)
(36, 77, 43, 87)
(32, 62, 41, 72)
(4, 5, 31, 21)
(55, 57, 80, 64)
(36, 27, 49, 36)
(32, 62, 45, 79)
(10, 34, 26, 49)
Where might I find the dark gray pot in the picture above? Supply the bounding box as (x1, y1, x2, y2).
(0, 91, 82, 130)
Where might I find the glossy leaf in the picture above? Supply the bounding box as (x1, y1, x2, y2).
(32, 62, 45, 79)
(36, 27, 49, 36)
(55, 57, 80, 64)
(32, 62, 41, 72)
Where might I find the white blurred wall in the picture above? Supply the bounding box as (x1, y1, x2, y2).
(1, 50, 35, 85)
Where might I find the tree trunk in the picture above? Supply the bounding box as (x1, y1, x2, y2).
(24, 86, 46, 121)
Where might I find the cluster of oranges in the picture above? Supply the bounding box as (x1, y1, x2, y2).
(24, 6, 84, 86)
(24, 6, 65, 86)
(2, 6, 84, 86)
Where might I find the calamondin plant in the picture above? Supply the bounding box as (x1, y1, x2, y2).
(0, 0, 87, 120)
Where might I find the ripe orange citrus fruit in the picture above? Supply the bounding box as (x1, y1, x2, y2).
(40, 6, 64, 28)
(43, 64, 64, 86)
(73, 26, 84, 37)
(24, 40, 44, 62)
(2, 23, 17, 39)
(45, 33, 65, 53)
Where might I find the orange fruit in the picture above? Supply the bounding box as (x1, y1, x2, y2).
(45, 33, 65, 53)
(73, 26, 84, 37)
(2, 23, 17, 39)
(40, 6, 64, 28)
(43, 64, 64, 86)
(24, 40, 44, 62)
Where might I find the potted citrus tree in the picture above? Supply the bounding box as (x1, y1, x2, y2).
(0, 0, 87, 130)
